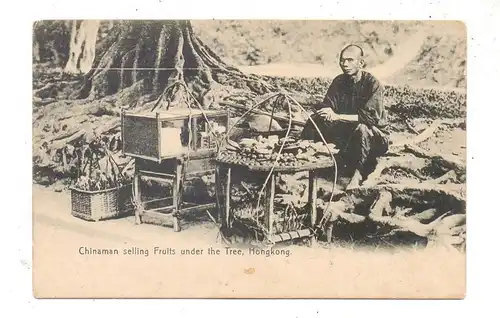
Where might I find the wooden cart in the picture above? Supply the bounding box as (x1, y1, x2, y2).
(121, 108, 229, 231)
(215, 159, 335, 243)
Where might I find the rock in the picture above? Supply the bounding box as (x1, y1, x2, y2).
(54, 184, 65, 192)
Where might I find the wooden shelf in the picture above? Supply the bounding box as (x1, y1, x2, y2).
(215, 161, 333, 243)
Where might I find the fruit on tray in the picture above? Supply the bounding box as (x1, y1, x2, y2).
(217, 135, 339, 167)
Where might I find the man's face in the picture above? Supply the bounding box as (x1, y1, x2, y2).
(339, 49, 363, 76)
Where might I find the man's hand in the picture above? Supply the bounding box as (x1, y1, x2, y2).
(317, 108, 340, 122)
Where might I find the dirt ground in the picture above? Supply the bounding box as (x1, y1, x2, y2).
(32, 184, 465, 298)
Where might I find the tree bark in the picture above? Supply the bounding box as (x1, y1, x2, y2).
(404, 144, 466, 176)
(72, 20, 274, 107)
(322, 184, 466, 249)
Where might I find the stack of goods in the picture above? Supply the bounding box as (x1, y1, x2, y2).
(74, 171, 132, 192)
(199, 120, 227, 149)
(216, 135, 339, 168)
(72, 146, 133, 192)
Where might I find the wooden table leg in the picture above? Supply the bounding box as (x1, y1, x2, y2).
(308, 170, 318, 228)
(215, 166, 222, 224)
(308, 170, 319, 244)
(134, 165, 142, 225)
(172, 160, 182, 232)
(264, 172, 276, 235)
(224, 167, 232, 229)
(326, 223, 334, 243)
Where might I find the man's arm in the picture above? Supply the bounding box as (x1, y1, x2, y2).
(337, 114, 359, 122)
(358, 78, 387, 128)
(316, 109, 358, 122)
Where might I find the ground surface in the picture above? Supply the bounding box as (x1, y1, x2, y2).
(33, 184, 465, 298)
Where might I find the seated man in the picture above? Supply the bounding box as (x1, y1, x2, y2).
(300, 44, 389, 189)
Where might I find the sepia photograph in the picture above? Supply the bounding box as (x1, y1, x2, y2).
(32, 19, 467, 298)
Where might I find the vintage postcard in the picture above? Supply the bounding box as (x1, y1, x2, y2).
(32, 20, 466, 298)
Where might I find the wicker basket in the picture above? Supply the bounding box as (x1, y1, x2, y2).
(70, 183, 133, 221)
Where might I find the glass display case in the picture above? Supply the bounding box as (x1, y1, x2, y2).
(121, 108, 229, 162)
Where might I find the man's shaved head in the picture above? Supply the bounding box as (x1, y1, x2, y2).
(339, 44, 365, 76)
(340, 44, 364, 58)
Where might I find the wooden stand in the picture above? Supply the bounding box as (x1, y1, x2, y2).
(121, 108, 229, 232)
(215, 160, 335, 243)
(133, 152, 219, 231)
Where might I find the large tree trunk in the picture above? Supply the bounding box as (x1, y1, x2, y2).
(72, 20, 273, 108)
